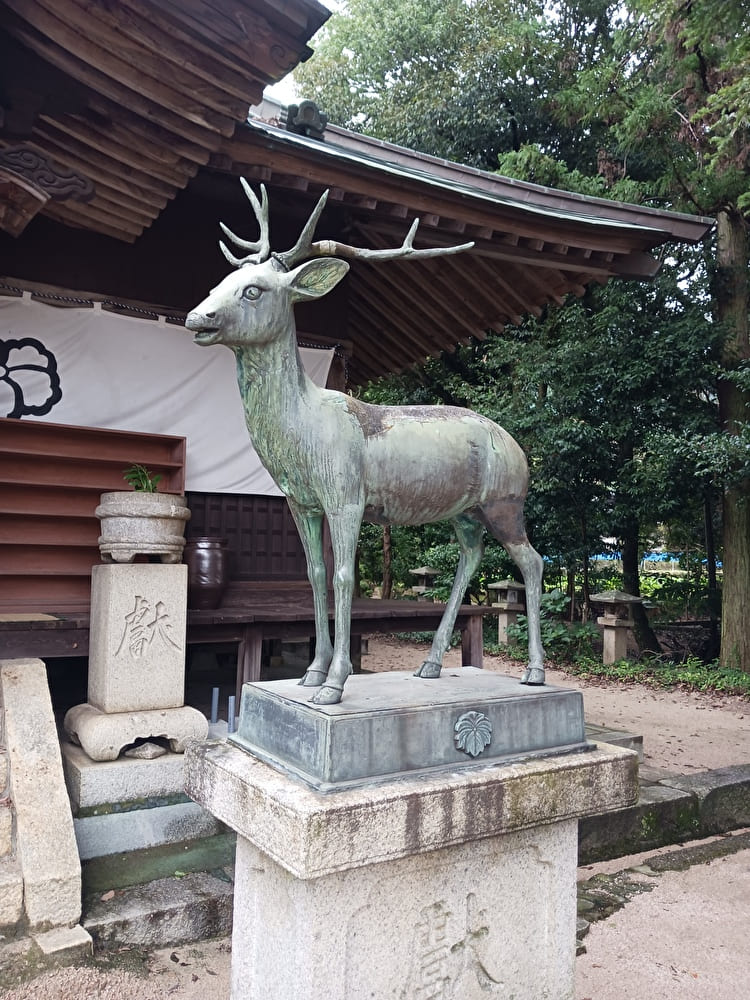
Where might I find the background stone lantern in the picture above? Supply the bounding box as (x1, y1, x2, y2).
(408, 566, 439, 602)
(590, 590, 643, 664)
(487, 578, 526, 645)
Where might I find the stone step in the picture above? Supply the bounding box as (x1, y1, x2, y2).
(585, 723, 643, 760)
(78, 747, 750, 952)
(81, 833, 235, 949)
(84, 870, 234, 949)
(578, 761, 750, 864)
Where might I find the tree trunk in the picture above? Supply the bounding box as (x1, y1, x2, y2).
(703, 492, 720, 660)
(621, 523, 661, 655)
(714, 210, 750, 671)
(581, 556, 591, 623)
(381, 524, 393, 600)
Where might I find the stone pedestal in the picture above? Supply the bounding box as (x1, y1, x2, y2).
(495, 604, 524, 644)
(231, 669, 590, 791)
(187, 737, 637, 1000)
(598, 615, 630, 664)
(487, 580, 526, 645)
(64, 563, 207, 761)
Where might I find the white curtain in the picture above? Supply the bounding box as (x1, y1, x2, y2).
(0, 294, 332, 494)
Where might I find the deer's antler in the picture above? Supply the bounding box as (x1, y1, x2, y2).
(308, 217, 475, 262)
(276, 190, 474, 268)
(223, 181, 474, 270)
(219, 180, 271, 267)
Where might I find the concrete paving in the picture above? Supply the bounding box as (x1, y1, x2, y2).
(576, 830, 750, 999)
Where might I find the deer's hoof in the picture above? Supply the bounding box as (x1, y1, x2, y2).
(520, 667, 546, 686)
(414, 660, 442, 679)
(310, 684, 343, 706)
(299, 668, 327, 688)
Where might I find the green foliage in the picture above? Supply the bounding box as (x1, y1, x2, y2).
(122, 464, 161, 492)
(637, 574, 712, 620)
(567, 655, 750, 698)
(300, 0, 750, 668)
(420, 539, 515, 603)
(295, 0, 621, 171)
(506, 588, 600, 662)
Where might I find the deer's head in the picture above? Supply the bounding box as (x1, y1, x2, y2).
(186, 182, 349, 349)
(186, 180, 474, 348)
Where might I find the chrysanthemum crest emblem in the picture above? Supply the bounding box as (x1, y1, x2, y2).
(454, 711, 492, 758)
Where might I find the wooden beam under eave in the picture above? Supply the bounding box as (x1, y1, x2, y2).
(354, 217, 623, 280)
(271, 173, 310, 192)
(30, 126, 178, 207)
(350, 272, 441, 361)
(608, 251, 662, 279)
(19, 140, 167, 228)
(355, 229, 484, 341)
(349, 275, 440, 362)
(44, 114, 196, 188)
(339, 325, 394, 383)
(463, 239, 622, 278)
(348, 297, 428, 373)
(520, 265, 569, 308)
(8, 1, 239, 138)
(442, 256, 525, 328)
(63, 0, 256, 111)
(227, 135, 677, 260)
(98, 0, 265, 104)
(468, 255, 544, 320)
(174, 0, 322, 84)
(44, 0, 252, 122)
(46, 198, 145, 240)
(4, 13, 224, 152)
(354, 263, 470, 357)
(87, 95, 213, 166)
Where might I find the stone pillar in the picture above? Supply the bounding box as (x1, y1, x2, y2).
(187, 739, 637, 1000)
(65, 563, 207, 761)
(487, 579, 526, 645)
(598, 615, 631, 664)
(1, 658, 88, 945)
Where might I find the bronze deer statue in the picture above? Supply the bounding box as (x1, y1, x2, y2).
(186, 182, 546, 705)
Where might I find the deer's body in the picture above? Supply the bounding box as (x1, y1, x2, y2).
(187, 183, 546, 704)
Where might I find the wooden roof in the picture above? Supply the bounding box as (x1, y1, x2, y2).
(0, 0, 330, 240)
(0, 9, 713, 386)
(201, 102, 713, 384)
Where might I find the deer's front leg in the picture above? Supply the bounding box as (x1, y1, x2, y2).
(310, 504, 362, 706)
(288, 504, 333, 688)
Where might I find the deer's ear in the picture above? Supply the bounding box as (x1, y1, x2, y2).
(289, 258, 349, 301)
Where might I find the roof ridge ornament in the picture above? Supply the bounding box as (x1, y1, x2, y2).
(281, 100, 328, 141)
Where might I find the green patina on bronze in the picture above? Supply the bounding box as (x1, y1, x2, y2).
(186, 181, 546, 706)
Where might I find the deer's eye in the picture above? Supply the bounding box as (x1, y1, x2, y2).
(242, 285, 261, 300)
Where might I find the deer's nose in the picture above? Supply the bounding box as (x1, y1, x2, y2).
(185, 310, 214, 330)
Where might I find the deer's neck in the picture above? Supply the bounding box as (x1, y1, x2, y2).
(232, 333, 317, 466)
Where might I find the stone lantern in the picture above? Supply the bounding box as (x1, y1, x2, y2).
(590, 590, 643, 664)
(487, 578, 526, 644)
(408, 566, 439, 602)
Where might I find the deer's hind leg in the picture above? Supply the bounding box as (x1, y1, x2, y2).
(415, 515, 485, 679)
(479, 499, 546, 685)
(287, 504, 333, 688)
